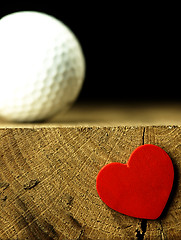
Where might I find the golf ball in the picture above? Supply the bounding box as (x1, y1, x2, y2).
(0, 11, 85, 122)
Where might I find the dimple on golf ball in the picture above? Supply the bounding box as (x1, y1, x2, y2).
(0, 11, 85, 122)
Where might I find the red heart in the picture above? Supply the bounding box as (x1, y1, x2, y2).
(96, 144, 174, 219)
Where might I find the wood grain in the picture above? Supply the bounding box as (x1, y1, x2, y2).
(0, 124, 180, 239)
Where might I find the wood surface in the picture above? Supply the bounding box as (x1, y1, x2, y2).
(0, 104, 181, 239)
(1, 102, 181, 127)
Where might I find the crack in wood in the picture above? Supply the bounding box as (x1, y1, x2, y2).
(23, 179, 39, 190)
(0, 182, 9, 190)
(135, 219, 147, 240)
(135, 128, 147, 240)
(67, 214, 82, 229)
(0, 195, 7, 201)
(76, 229, 85, 240)
(142, 127, 145, 145)
(159, 220, 165, 240)
(66, 214, 84, 240)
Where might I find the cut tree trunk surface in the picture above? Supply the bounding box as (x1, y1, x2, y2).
(0, 103, 181, 239)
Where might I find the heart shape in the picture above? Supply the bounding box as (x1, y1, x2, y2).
(96, 144, 174, 219)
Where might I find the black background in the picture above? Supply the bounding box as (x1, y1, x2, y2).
(1, 2, 179, 103)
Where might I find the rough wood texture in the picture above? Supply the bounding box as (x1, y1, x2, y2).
(0, 125, 180, 239)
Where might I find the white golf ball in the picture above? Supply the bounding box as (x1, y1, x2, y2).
(0, 11, 85, 122)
